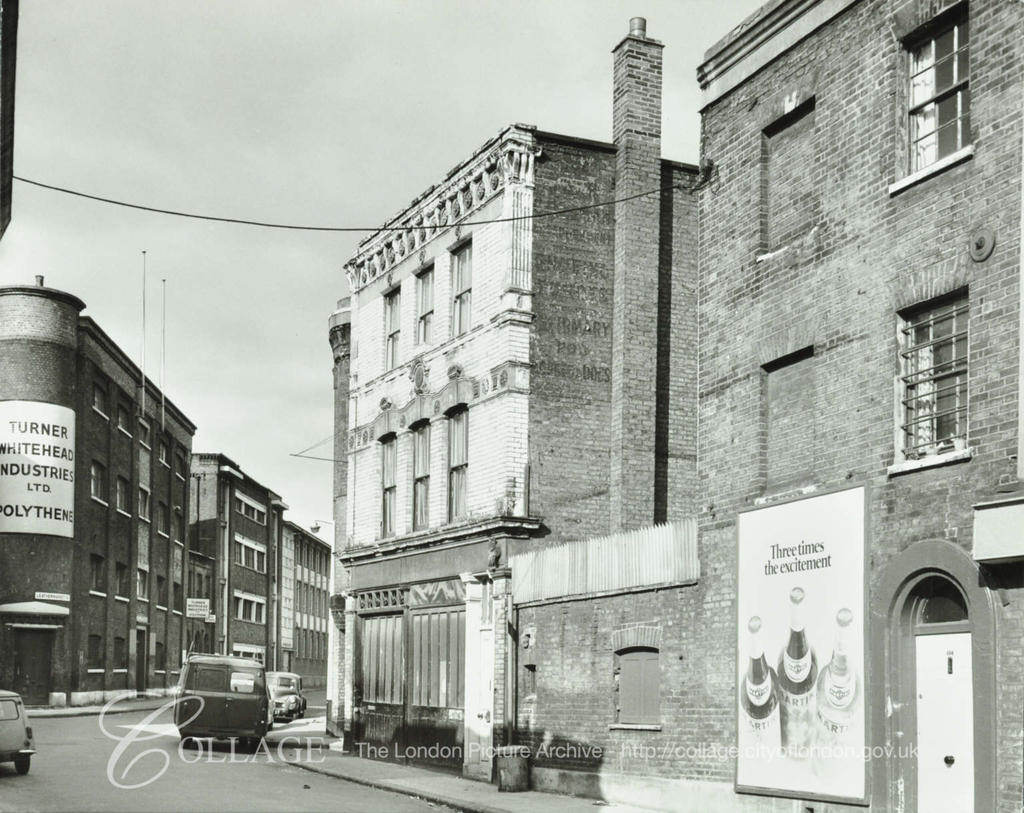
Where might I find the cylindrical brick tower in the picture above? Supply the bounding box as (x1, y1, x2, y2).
(0, 278, 85, 705)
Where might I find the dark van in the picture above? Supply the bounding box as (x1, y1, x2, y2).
(174, 655, 270, 748)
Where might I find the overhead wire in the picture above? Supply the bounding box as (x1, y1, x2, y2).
(13, 175, 691, 233)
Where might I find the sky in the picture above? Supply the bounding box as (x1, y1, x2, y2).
(0, 0, 766, 545)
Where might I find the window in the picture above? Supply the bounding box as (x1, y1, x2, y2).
(447, 409, 468, 521)
(172, 510, 183, 542)
(234, 535, 267, 573)
(116, 404, 131, 434)
(451, 243, 472, 336)
(175, 452, 187, 480)
(233, 591, 266, 624)
(173, 581, 183, 613)
(381, 435, 396, 537)
(115, 562, 129, 598)
(139, 421, 151, 449)
(90, 554, 105, 593)
(138, 487, 151, 521)
(908, 14, 970, 172)
(157, 501, 169, 536)
(416, 267, 434, 344)
(230, 672, 256, 693)
(113, 636, 127, 669)
(384, 288, 401, 370)
(90, 461, 107, 502)
(159, 441, 169, 466)
(137, 569, 149, 601)
(155, 642, 166, 672)
(616, 648, 661, 725)
(156, 575, 167, 607)
(234, 494, 267, 524)
(115, 476, 130, 513)
(92, 383, 108, 416)
(412, 421, 430, 530)
(899, 293, 968, 459)
(87, 634, 103, 669)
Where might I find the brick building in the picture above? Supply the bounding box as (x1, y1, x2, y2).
(515, 1, 1024, 811)
(279, 520, 330, 686)
(188, 453, 285, 665)
(0, 278, 196, 707)
(327, 17, 698, 781)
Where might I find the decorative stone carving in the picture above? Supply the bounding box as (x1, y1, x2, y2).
(409, 360, 429, 394)
(447, 363, 464, 380)
(379, 396, 393, 412)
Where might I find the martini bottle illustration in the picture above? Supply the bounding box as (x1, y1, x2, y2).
(814, 607, 860, 778)
(740, 615, 780, 748)
(777, 587, 818, 755)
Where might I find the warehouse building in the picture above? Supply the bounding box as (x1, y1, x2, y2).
(0, 278, 196, 706)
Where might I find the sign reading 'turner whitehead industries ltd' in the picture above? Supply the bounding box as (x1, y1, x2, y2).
(0, 401, 76, 538)
(736, 486, 866, 803)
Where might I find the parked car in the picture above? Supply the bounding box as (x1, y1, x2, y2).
(174, 655, 270, 749)
(0, 690, 35, 775)
(267, 672, 306, 722)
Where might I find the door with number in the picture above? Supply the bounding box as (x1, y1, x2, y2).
(915, 632, 974, 813)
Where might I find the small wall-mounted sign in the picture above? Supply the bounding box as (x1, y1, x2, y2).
(185, 598, 210, 619)
(205, 614, 216, 624)
(35, 591, 71, 602)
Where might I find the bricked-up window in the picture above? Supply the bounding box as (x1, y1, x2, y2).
(116, 404, 131, 434)
(383, 288, 401, 370)
(380, 434, 397, 537)
(87, 634, 103, 669)
(616, 647, 660, 725)
(763, 346, 816, 491)
(114, 562, 129, 598)
(138, 487, 151, 521)
(92, 383, 108, 417)
(451, 242, 472, 337)
(412, 421, 430, 530)
(137, 568, 149, 601)
(90, 461, 107, 502)
(113, 636, 127, 669)
(416, 267, 434, 344)
(762, 99, 817, 251)
(447, 408, 468, 521)
(115, 476, 130, 513)
(908, 14, 970, 172)
(899, 293, 969, 459)
(90, 554, 106, 593)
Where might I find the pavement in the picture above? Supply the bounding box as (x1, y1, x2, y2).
(28, 695, 169, 717)
(292, 749, 650, 813)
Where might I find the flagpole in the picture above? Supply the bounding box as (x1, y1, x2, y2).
(161, 278, 166, 430)
(141, 251, 147, 416)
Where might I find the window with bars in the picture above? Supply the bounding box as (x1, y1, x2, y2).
(384, 288, 401, 370)
(908, 14, 970, 173)
(899, 293, 968, 459)
(451, 243, 472, 337)
(447, 409, 468, 521)
(412, 422, 430, 530)
(417, 267, 434, 344)
(381, 435, 397, 537)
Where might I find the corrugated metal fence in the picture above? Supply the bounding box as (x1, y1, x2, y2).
(510, 519, 699, 605)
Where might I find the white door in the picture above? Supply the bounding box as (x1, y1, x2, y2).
(916, 632, 974, 813)
(471, 626, 494, 762)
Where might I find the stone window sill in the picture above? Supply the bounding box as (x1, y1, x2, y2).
(117, 426, 132, 439)
(608, 723, 662, 731)
(91, 496, 109, 507)
(888, 145, 974, 196)
(116, 509, 132, 519)
(86, 668, 104, 674)
(89, 590, 107, 599)
(887, 447, 972, 477)
(114, 595, 129, 603)
(112, 669, 127, 674)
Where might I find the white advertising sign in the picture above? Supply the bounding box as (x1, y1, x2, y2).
(186, 598, 210, 619)
(35, 591, 71, 602)
(736, 486, 866, 802)
(0, 401, 76, 538)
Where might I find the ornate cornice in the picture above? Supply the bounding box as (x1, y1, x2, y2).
(343, 124, 540, 293)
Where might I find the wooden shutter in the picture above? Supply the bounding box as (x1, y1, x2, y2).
(619, 649, 660, 724)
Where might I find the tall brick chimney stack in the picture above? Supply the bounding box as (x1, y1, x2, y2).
(610, 17, 663, 532)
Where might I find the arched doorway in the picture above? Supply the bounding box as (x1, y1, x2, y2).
(873, 541, 996, 813)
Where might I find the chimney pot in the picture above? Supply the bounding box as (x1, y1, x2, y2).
(35, 275, 44, 287)
(629, 17, 647, 38)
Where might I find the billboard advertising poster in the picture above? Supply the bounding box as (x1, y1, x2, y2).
(736, 486, 866, 802)
(0, 401, 76, 538)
